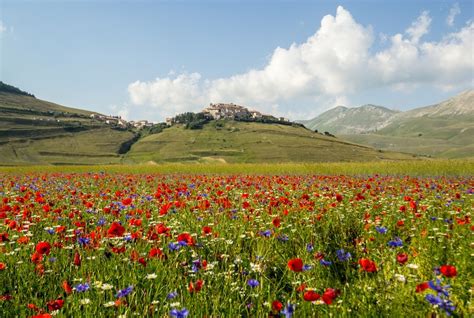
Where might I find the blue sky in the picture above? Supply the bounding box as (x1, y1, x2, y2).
(1, 0, 473, 121)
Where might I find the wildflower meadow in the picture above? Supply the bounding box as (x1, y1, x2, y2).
(0, 169, 472, 317)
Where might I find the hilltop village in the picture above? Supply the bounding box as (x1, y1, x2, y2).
(166, 103, 290, 126)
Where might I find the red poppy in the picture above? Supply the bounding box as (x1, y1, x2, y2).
(122, 198, 132, 206)
(202, 226, 212, 235)
(415, 282, 429, 293)
(111, 246, 126, 254)
(440, 265, 457, 278)
(303, 290, 320, 301)
(62, 281, 73, 295)
(296, 283, 307, 292)
(74, 251, 81, 266)
(107, 222, 125, 237)
(287, 258, 304, 272)
(0, 263, 5, 271)
(31, 314, 52, 318)
(272, 300, 283, 312)
(47, 298, 64, 311)
(35, 241, 51, 255)
(138, 257, 147, 266)
(359, 258, 377, 272)
(31, 252, 43, 264)
(188, 279, 204, 293)
(148, 247, 164, 258)
(177, 232, 194, 246)
(396, 253, 408, 265)
(272, 217, 281, 228)
(322, 288, 339, 304)
(335, 194, 343, 202)
(0, 232, 8, 242)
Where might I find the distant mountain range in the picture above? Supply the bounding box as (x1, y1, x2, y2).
(300, 104, 399, 134)
(300, 90, 474, 158)
(0, 82, 416, 165)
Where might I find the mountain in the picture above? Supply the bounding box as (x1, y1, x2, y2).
(304, 90, 473, 158)
(397, 90, 473, 119)
(0, 83, 417, 165)
(300, 104, 399, 134)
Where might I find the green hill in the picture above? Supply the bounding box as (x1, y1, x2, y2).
(0, 83, 420, 165)
(0, 89, 136, 165)
(124, 120, 416, 164)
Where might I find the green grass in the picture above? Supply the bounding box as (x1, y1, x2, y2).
(0, 92, 96, 116)
(125, 121, 416, 164)
(1, 160, 472, 176)
(0, 128, 136, 165)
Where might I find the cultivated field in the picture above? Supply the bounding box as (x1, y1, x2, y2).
(0, 161, 472, 317)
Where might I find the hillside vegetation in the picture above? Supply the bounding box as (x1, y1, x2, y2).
(125, 120, 416, 163)
(0, 92, 136, 165)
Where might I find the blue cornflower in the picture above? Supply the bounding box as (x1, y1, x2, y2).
(306, 243, 314, 252)
(428, 279, 450, 297)
(49, 257, 57, 262)
(375, 226, 387, 234)
(97, 217, 106, 226)
(425, 294, 442, 305)
(191, 259, 202, 272)
(170, 308, 189, 318)
(277, 234, 289, 242)
(77, 237, 90, 246)
(259, 230, 272, 237)
(336, 249, 351, 261)
(387, 237, 403, 247)
(425, 294, 455, 316)
(303, 264, 313, 271)
(75, 283, 90, 292)
(168, 242, 180, 251)
(320, 259, 332, 266)
(167, 291, 178, 299)
(282, 303, 296, 318)
(46, 228, 55, 235)
(247, 279, 259, 288)
(178, 240, 188, 247)
(116, 285, 133, 298)
(430, 216, 438, 221)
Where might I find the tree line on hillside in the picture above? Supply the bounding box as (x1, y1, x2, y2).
(0, 82, 35, 98)
(170, 111, 308, 130)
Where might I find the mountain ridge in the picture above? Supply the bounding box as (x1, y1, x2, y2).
(301, 89, 473, 134)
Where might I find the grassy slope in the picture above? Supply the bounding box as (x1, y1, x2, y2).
(341, 115, 474, 158)
(0, 93, 136, 165)
(0, 92, 97, 115)
(125, 120, 416, 163)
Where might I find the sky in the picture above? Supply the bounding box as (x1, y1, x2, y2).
(1, 0, 473, 122)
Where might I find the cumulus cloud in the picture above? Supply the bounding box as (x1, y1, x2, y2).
(127, 6, 473, 120)
(446, 3, 461, 26)
(128, 72, 207, 117)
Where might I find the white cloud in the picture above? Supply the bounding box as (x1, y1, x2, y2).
(0, 21, 7, 33)
(446, 3, 461, 26)
(128, 72, 207, 117)
(127, 6, 473, 121)
(406, 11, 431, 43)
